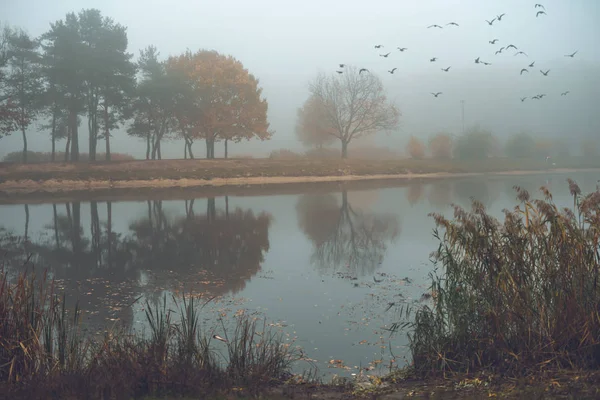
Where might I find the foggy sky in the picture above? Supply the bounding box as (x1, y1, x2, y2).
(1, 0, 599, 159)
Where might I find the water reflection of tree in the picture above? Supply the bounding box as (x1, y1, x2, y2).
(1, 198, 273, 332)
(406, 183, 425, 206)
(453, 179, 495, 209)
(127, 198, 273, 298)
(296, 190, 400, 278)
(427, 181, 454, 209)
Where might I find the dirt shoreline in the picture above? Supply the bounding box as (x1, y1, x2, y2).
(0, 167, 598, 205)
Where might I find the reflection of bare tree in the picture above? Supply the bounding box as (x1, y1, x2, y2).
(296, 190, 400, 278)
(406, 183, 425, 206)
(427, 181, 454, 209)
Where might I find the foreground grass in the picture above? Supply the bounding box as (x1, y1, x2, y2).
(1, 156, 600, 184)
(406, 179, 600, 378)
(0, 268, 306, 399)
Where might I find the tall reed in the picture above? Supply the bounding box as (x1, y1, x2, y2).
(408, 180, 600, 376)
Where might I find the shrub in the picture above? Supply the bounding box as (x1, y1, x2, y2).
(268, 149, 303, 159)
(581, 139, 598, 158)
(0, 267, 304, 398)
(453, 126, 496, 160)
(428, 133, 453, 159)
(406, 180, 600, 377)
(2, 151, 135, 163)
(504, 132, 536, 158)
(406, 136, 426, 159)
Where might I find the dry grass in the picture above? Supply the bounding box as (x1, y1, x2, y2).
(0, 265, 305, 399)
(402, 179, 600, 377)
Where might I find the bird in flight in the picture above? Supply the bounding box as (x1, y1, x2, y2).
(474, 57, 480, 64)
(359, 68, 369, 74)
(520, 97, 528, 102)
(529, 61, 535, 67)
(430, 57, 438, 62)
(486, 18, 496, 25)
(336, 70, 343, 74)
(497, 13, 506, 21)
(339, 64, 345, 68)
(388, 68, 397, 74)
(565, 51, 578, 58)
(447, 22, 459, 26)
(428, 24, 443, 28)
(489, 39, 499, 44)
(495, 49, 504, 55)
(374, 45, 383, 49)
(520, 68, 529, 75)
(561, 91, 570, 96)
(441, 66, 451, 72)
(482, 61, 492, 66)
(536, 11, 546, 17)
(431, 92, 443, 97)
(397, 47, 408, 52)
(506, 44, 518, 50)
(515, 51, 528, 57)
(535, 4, 545, 10)
(540, 69, 550, 76)
(380, 52, 391, 57)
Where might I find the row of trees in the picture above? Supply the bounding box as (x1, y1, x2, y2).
(0, 9, 271, 163)
(405, 127, 597, 160)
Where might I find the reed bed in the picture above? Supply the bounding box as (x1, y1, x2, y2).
(0, 265, 304, 399)
(408, 179, 600, 377)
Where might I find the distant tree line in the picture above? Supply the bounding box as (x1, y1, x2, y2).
(0, 10, 272, 163)
(404, 127, 597, 160)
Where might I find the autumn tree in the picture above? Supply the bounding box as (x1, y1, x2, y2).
(5, 29, 43, 163)
(167, 50, 271, 159)
(308, 66, 400, 158)
(295, 94, 336, 149)
(429, 133, 453, 159)
(406, 135, 426, 159)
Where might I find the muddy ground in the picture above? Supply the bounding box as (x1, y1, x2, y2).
(1, 157, 599, 201)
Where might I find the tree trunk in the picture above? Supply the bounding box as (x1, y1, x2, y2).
(157, 140, 162, 160)
(69, 108, 79, 162)
(51, 111, 56, 162)
(65, 128, 71, 162)
(225, 139, 228, 159)
(146, 133, 151, 160)
(341, 140, 348, 159)
(21, 126, 28, 164)
(104, 102, 111, 161)
(184, 140, 188, 159)
(187, 139, 194, 159)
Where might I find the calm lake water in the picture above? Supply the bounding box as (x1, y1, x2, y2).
(0, 171, 598, 378)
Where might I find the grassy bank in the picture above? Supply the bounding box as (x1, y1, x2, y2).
(0, 268, 307, 399)
(1, 156, 600, 186)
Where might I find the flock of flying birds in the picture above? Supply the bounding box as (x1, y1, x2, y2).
(335, 3, 577, 102)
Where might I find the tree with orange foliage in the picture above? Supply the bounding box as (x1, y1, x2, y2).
(167, 50, 271, 159)
(308, 66, 400, 158)
(295, 95, 336, 149)
(429, 133, 453, 159)
(406, 135, 426, 159)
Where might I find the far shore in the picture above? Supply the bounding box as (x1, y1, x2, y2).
(1, 157, 599, 201)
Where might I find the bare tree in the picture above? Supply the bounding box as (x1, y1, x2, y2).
(308, 66, 400, 158)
